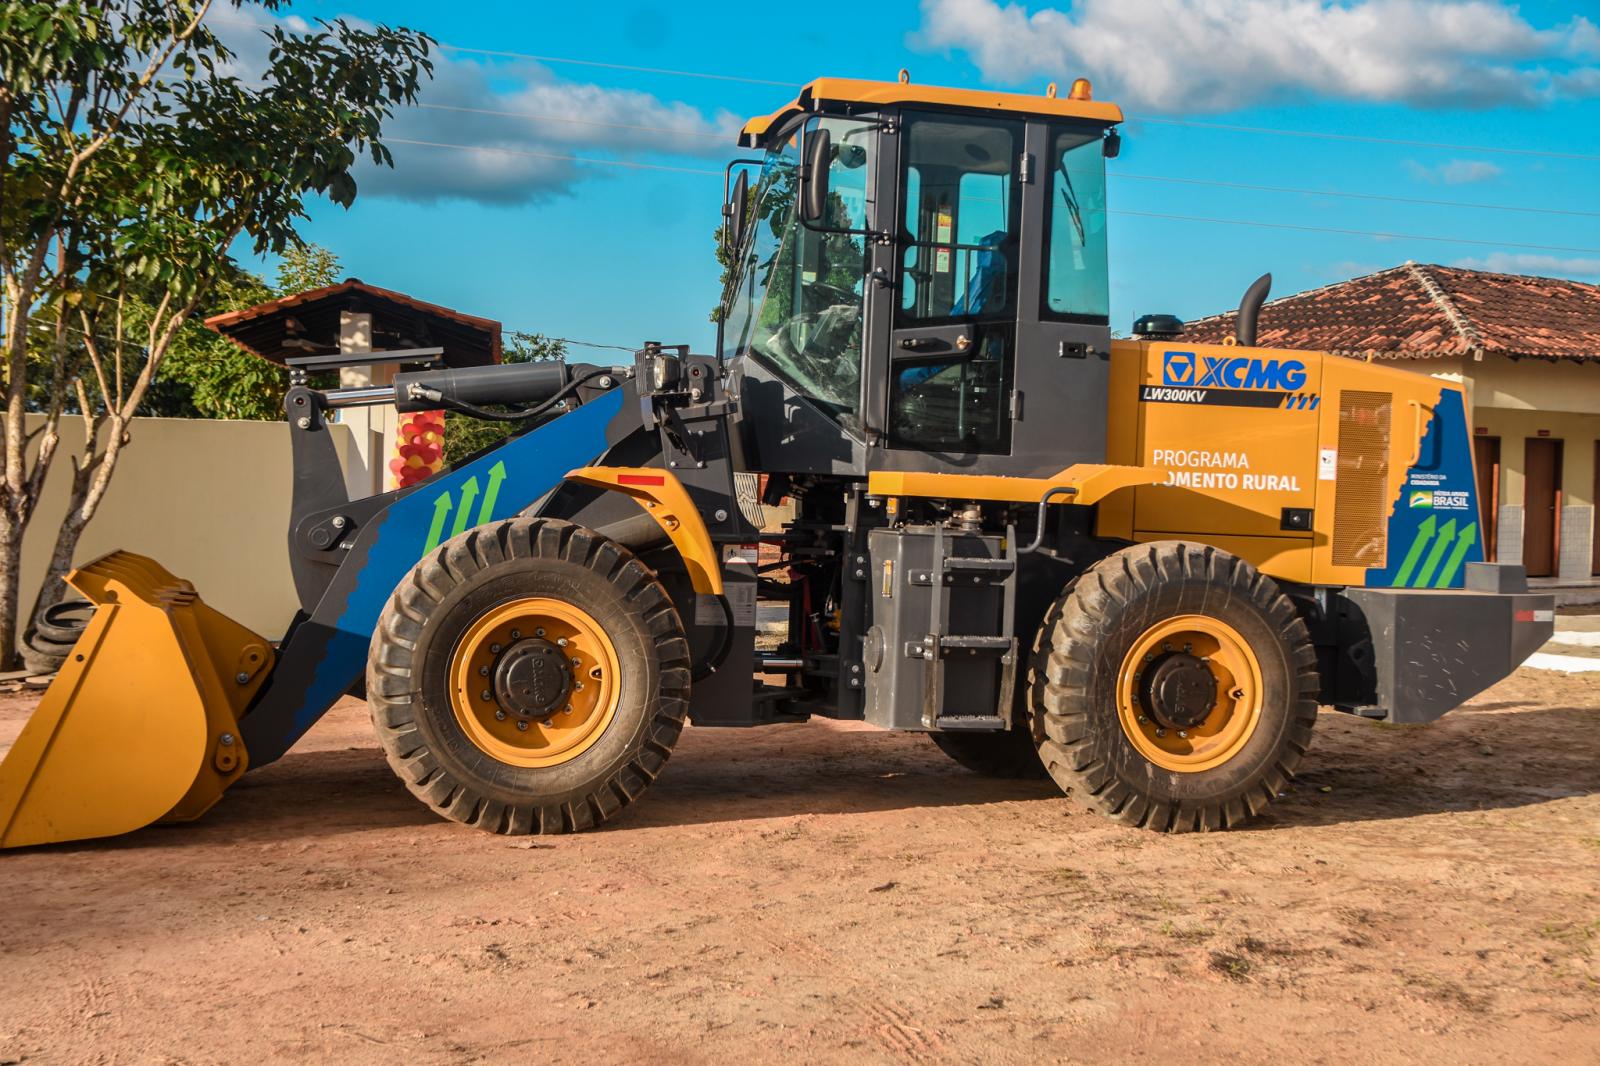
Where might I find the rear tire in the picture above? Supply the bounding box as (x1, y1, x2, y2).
(1029, 542, 1318, 831)
(928, 730, 1048, 778)
(368, 518, 691, 834)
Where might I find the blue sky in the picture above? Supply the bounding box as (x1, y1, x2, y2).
(219, 0, 1600, 353)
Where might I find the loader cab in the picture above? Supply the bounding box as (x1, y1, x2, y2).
(721, 77, 1123, 479)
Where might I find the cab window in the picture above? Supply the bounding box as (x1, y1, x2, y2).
(898, 117, 1020, 323)
(1044, 131, 1110, 322)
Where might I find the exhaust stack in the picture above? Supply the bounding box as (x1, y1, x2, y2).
(1236, 273, 1272, 347)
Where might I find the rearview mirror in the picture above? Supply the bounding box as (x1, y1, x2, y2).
(801, 126, 831, 224)
(723, 169, 750, 252)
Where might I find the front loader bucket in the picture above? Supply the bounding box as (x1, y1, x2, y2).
(0, 552, 273, 848)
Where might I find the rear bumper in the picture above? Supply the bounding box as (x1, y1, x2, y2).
(1334, 563, 1554, 725)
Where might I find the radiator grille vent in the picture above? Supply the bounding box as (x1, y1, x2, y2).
(1333, 390, 1392, 568)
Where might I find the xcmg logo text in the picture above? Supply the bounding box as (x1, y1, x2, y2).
(1163, 351, 1308, 391)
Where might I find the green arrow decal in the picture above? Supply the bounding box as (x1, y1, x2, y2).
(451, 476, 480, 538)
(1413, 517, 1457, 588)
(423, 491, 453, 554)
(1433, 521, 1478, 588)
(477, 461, 506, 525)
(1392, 513, 1436, 587)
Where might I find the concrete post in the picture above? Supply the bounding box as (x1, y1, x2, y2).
(334, 311, 400, 499)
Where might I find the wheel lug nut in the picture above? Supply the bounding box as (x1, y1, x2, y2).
(564, 705, 573, 714)
(1183, 643, 1192, 653)
(480, 690, 492, 701)
(479, 666, 489, 677)
(489, 644, 501, 654)
(1178, 730, 1188, 739)
(542, 719, 554, 728)
(574, 681, 584, 691)
(571, 657, 581, 666)
(510, 630, 521, 640)
(557, 637, 569, 647)
(495, 710, 506, 721)
(1137, 715, 1148, 724)
(1156, 728, 1167, 738)
(536, 628, 546, 638)
(516, 720, 528, 731)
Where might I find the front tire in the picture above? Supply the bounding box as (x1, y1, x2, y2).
(368, 518, 691, 834)
(1029, 542, 1318, 831)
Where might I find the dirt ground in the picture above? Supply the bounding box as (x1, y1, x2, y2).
(1, 668, 1597, 1065)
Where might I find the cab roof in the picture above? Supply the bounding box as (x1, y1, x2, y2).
(738, 77, 1123, 148)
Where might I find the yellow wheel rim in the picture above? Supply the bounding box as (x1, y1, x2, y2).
(1115, 614, 1264, 773)
(448, 598, 621, 768)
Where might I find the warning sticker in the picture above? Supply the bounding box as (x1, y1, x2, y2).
(698, 585, 756, 627)
(1319, 448, 1337, 481)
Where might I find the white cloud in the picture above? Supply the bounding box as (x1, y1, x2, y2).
(210, 13, 738, 205)
(1403, 158, 1504, 184)
(1452, 253, 1600, 279)
(914, 0, 1600, 113)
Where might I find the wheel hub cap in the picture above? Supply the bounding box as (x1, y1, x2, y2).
(1140, 652, 1218, 730)
(493, 639, 572, 718)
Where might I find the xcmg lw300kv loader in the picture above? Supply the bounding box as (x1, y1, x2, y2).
(0, 76, 1554, 848)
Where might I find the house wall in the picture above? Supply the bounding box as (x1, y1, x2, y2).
(20, 415, 357, 637)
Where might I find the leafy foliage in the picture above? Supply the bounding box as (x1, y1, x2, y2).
(154, 244, 343, 420)
(0, 1, 433, 665)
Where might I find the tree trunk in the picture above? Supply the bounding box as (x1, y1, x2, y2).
(0, 512, 21, 673)
(26, 425, 123, 645)
(28, 469, 92, 636)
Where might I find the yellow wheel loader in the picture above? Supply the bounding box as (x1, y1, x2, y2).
(0, 76, 1554, 847)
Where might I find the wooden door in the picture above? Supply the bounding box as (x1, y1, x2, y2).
(1474, 436, 1500, 562)
(1523, 438, 1562, 578)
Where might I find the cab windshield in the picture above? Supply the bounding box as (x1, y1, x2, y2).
(720, 116, 875, 426)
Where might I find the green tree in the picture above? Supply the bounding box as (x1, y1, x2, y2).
(0, 1, 432, 668)
(443, 331, 567, 464)
(157, 243, 343, 421)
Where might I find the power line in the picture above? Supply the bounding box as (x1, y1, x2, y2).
(543, 336, 638, 353)
(434, 43, 797, 88)
(1132, 116, 1600, 163)
(416, 102, 734, 140)
(426, 101, 1596, 217)
(408, 97, 1597, 218)
(387, 138, 722, 176)
(208, 12, 1594, 164)
(396, 138, 1600, 251)
(1112, 209, 1600, 254)
(1110, 171, 1600, 219)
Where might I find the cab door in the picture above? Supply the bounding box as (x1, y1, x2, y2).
(884, 113, 1025, 456)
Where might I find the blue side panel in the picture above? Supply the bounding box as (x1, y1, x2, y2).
(330, 389, 625, 643)
(1365, 388, 1484, 589)
(243, 389, 625, 764)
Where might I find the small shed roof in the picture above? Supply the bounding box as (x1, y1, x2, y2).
(205, 279, 502, 367)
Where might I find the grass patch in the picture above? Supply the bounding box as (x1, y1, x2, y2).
(1158, 919, 1216, 942)
(1208, 951, 1252, 981)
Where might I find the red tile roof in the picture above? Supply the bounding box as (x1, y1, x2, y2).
(206, 279, 502, 367)
(1182, 263, 1600, 361)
